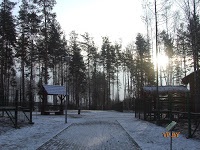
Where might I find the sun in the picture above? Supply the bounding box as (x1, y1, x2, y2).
(154, 53, 169, 69)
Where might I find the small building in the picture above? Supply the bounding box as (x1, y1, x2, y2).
(135, 85, 189, 122)
(182, 71, 200, 112)
(38, 85, 67, 115)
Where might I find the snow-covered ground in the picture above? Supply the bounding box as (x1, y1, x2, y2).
(0, 110, 200, 150)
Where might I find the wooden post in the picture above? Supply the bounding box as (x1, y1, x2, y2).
(170, 130, 172, 150)
(187, 93, 191, 138)
(15, 90, 18, 128)
(29, 91, 34, 124)
(155, 0, 160, 125)
(169, 94, 172, 122)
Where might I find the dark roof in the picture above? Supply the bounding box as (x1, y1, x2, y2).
(182, 70, 200, 85)
(41, 85, 67, 95)
(143, 85, 189, 94)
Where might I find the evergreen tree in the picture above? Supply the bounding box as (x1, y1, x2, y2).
(135, 33, 155, 97)
(16, 0, 31, 104)
(100, 37, 116, 109)
(80, 33, 94, 109)
(135, 33, 147, 96)
(34, 0, 56, 84)
(114, 43, 122, 102)
(48, 18, 66, 85)
(91, 71, 108, 109)
(27, 1, 40, 94)
(90, 49, 99, 109)
(176, 23, 191, 78)
(123, 45, 135, 108)
(69, 31, 86, 108)
(16, 0, 41, 105)
(0, 0, 16, 105)
(160, 30, 174, 85)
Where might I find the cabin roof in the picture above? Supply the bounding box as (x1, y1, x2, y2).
(39, 85, 67, 95)
(182, 70, 200, 85)
(143, 85, 189, 94)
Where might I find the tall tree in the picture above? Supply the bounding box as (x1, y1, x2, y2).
(100, 37, 116, 109)
(16, 0, 32, 105)
(178, 0, 200, 111)
(135, 33, 155, 97)
(69, 31, 86, 108)
(160, 30, 174, 85)
(48, 18, 66, 85)
(100, 37, 108, 108)
(28, 1, 40, 94)
(114, 43, 122, 102)
(80, 32, 94, 109)
(90, 48, 99, 109)
(135, 33, 147, 96)
(34, 0, 56, 84)
(0, 0, 16, 105)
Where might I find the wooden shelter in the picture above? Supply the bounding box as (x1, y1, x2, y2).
(135, 85, 189, 122)
(39, 85, 67, 115)
(135, 85, 200, 138)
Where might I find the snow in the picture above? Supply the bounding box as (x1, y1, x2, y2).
(1, 110, 200, 150)
(143, 85, 189, 94)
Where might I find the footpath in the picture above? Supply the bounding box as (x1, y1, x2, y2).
(1, 110, 200, 150)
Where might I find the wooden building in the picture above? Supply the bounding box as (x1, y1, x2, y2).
(182, 71, 200, 112)
(38, 85, 67, 115)
(135, 85, 189, 122)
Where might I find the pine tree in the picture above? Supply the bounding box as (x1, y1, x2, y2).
(34, 0, 56, 84)
(176, 23, 190, 78)
(100, 37, 116, 109)
(90, 48, 99, 109)
(16, 0, 32, 105)
(135, 33, 147, 96)
(80, 33, 93, 109)
(27, 1, 41, 107)
(114, 43, 122, 102)
(0, 0, 16, 105)
(48, 18, 66, 85)
(69, 31, 86, 109)
(135, 33, 155, 97)
(160, 30, 174, 85)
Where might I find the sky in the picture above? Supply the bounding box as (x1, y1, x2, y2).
(10, 0, 147, 100)
(53, 0, 146, 48)
(52, 0, 146, 100)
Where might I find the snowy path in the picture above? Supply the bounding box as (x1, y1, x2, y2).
(1, 110, 200, 150)
(37, 120, 140, 150)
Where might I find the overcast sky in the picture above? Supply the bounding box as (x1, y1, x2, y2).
(53, 0, 146, 47)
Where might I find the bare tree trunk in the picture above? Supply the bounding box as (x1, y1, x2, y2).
(117, 65, 119, 102)
(123, 67, 126, 100)
(88, 54, 91, 109)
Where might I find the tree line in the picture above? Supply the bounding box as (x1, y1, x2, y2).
(1, 0, 200, 110)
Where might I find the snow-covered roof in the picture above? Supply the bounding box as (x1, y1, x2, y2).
(143, 85, 189, 94)
(42, 85, 67, 95)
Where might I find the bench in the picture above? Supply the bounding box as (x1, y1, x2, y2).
(43, 111, 63, 115)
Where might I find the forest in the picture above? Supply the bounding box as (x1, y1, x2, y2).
(0, 0, 200, 110)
